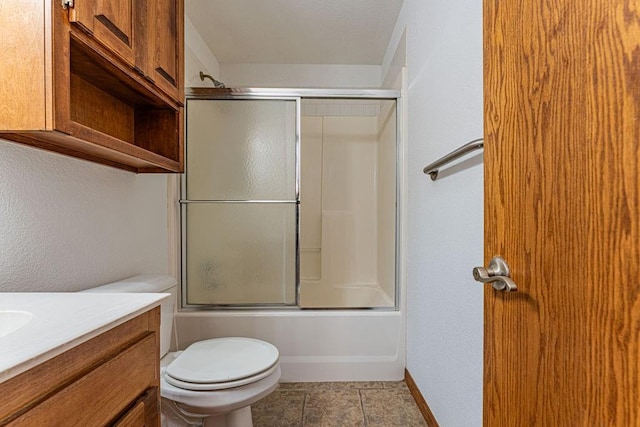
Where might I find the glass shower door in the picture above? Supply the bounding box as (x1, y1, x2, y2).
(183, 99, 298, 306)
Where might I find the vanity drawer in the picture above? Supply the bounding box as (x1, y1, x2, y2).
(7, 333, 157, 426)
(113, 388, 159, 427)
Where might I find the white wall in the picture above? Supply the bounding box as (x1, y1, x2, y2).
(185, 16, 221, 88)
(220, 63, 381, 88)
(186, 17, 381, 90)
(383, 1, 485, 426)
(186, 20, 381, 89)
(0, 140, 169, 292)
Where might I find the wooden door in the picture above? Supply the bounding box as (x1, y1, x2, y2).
(68, 0, 137, 66)
(148, 0, 183, 102)
(483, 1, 640, 425)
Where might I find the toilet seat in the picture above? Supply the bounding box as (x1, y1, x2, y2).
(160, 361, 281, 416)
(165, 337, 280, 391)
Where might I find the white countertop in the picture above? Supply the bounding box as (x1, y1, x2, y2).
(0, 292, 168, 383)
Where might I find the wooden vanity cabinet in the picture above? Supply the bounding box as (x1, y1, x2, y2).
(0, 308, 161, 426)
(0, 0, 184, 173)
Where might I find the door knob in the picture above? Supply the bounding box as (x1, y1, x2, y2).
(473, 256, 517, 292)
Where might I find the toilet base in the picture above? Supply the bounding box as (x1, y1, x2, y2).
(161, 400, 254, 427)
(205, 406, 253, 427)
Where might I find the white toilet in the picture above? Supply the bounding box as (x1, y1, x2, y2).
(85, 275, 281, 427)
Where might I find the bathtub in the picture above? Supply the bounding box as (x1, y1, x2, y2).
(174, 309, 405, 382)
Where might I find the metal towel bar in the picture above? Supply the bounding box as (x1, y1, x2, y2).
(423, 138, 484, 181)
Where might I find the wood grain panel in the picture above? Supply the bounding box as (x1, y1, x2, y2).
(149, 0, 183, 101)
(0, 1, 46, 130)
(484, 0, 640, 425)
(114, 388, 159, 427)
(69, 0, 135, 66)
(68, 0, 97, 33)
(70, 73, 135, 143)
(135, 108, 181, 162)
(114, 400, 146, 427)
(4, 131, 181, 172)
(9, 334, 157, 426)
(154, 0, 177, 82)
(99, 0, 134, 44)
(69, 35, 176, 108)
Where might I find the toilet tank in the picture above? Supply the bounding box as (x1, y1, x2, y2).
(83, 275, 177, 357)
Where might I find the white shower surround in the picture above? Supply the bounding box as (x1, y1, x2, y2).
(299, 112, 396, 308)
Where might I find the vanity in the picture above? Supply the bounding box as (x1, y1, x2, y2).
(0, 293, 167, 426)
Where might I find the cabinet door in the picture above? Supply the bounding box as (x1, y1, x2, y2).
(68, 0, 137, 67)
(148, 0, 183, 101)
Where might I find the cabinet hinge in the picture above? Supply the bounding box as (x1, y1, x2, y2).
(62, 0, 74, 9)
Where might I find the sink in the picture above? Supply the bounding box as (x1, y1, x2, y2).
(0, 310, 33, 338)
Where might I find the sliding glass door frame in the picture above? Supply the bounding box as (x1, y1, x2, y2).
(180, 88, 401, 311)
(181, 95, 300, 309)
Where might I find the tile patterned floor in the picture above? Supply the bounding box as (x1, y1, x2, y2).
(251, 381, 428, 427)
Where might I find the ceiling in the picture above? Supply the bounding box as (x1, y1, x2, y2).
(186, 0, 404, 65)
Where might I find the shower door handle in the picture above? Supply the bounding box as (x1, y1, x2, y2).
(472, 257, 517, 292)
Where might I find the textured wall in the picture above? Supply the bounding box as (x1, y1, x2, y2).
(185, 16, 222, 88)
(383, 0, 485, 425)
(220, 63, 382, 88)
(0, 140, 169, 292)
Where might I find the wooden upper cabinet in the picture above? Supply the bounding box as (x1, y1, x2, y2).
(0, 0, 184, 173)
(67, 0, 184, 103)
(68, 0, 138, 68)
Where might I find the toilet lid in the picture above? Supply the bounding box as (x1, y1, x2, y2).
(165, 337, 279, 388)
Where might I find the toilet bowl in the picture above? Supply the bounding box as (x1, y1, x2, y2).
(84, 275, 280, 427)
